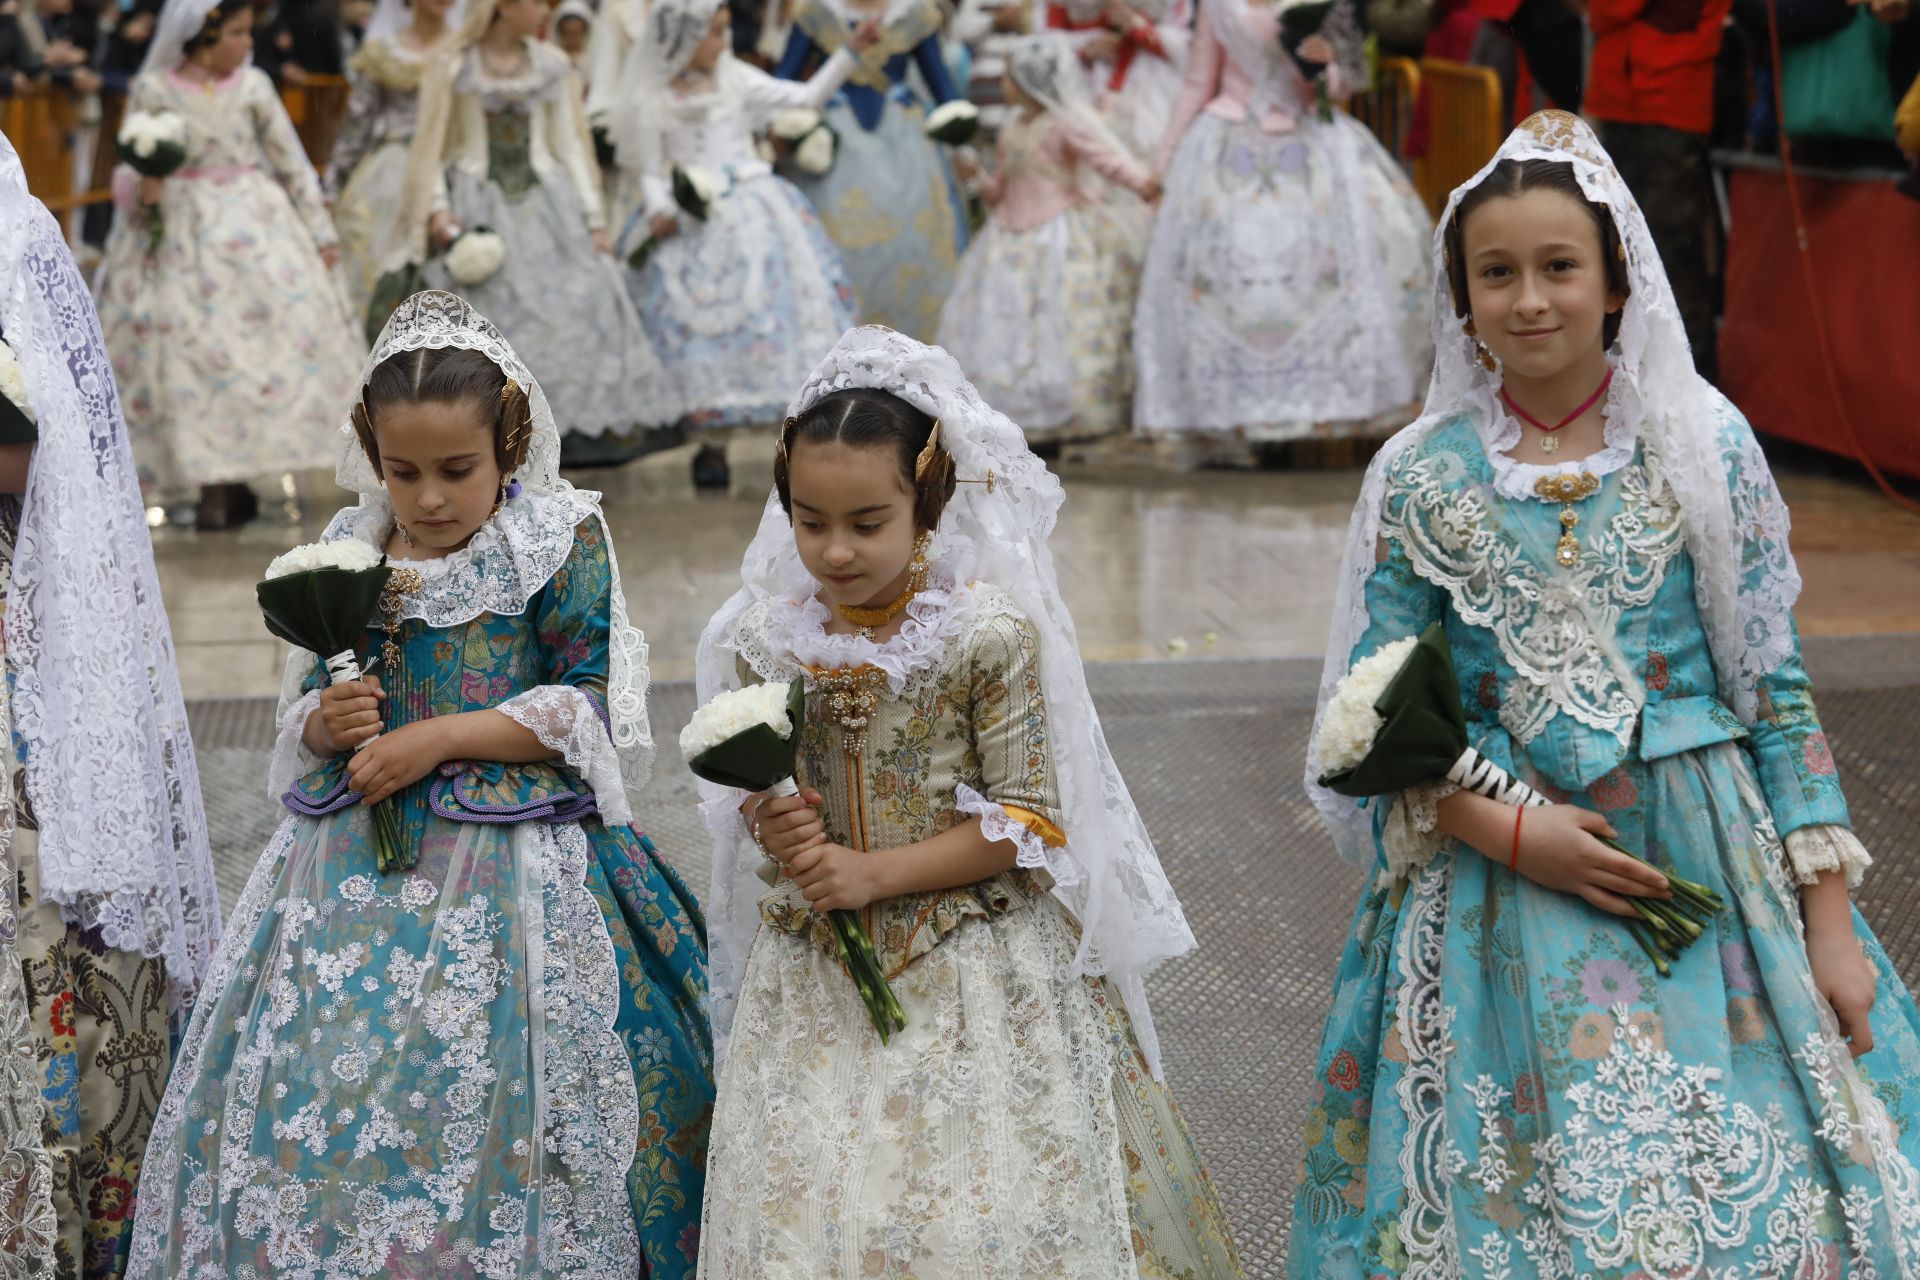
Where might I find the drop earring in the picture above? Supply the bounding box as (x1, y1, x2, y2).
(396, 520, 416, 549)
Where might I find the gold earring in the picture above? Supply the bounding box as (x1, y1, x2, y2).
(1462, 317, 1477, 338)
(1475, 342, 1497, 373)
(908, 530, 931, 592)
(396, 519, 416, 549)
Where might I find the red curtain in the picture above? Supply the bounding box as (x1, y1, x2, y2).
(1721, 167, 1920, 480)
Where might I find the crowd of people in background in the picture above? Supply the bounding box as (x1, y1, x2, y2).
(2, 0, 1916, 525)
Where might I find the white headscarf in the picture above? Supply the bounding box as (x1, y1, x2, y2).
(1304, 111, 1801, 865)
(609, 0, 723, 176)
(1004, 32, 1142, 200)
(141, 0, 243, 75)
(365, 0, 472, 44)
(275, 291, 655, 810)
(695, 326, 1196, 1078)
(0, 129, 220, 997)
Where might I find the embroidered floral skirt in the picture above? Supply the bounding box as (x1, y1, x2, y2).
(617, 173, 856, 430)
(784, 97, 968, 344)
(937, 202, 1150, 442)
(124, 811, 714, 1280)
(702, 895, 1243, 1278)
(1288, 742, 1920, 1276)
(8, 817, 173, 1280)
(1133, 111, 1431, 440)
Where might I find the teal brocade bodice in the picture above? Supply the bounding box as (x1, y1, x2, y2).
(1357, 413, 1848, 838)
(284, 519, 618, 847)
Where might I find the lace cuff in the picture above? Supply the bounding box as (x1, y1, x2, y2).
(955, 783, 1063, 874)
(1381, 781, 1461, 882)
(497, 686, 633, 828)
(267, 689, 326, 802)
(1783, 823, 1874, 889)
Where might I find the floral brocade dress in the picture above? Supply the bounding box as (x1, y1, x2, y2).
(1287, 411, 1920, 1276)
(125, 496, 714, 1280)
(700, 581, 1242, 1278)
(93, 66, 362, 497)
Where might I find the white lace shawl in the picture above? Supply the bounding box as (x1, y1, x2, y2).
(272, 291, 652, 820)
(695, 326, 1195, 1079)
(1305, 111, 1802, 866)
(0, 131, 220, 997)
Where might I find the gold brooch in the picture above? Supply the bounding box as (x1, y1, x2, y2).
(1534, 471, 1602, 568)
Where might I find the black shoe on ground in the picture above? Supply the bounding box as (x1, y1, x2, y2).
(691, 443, 730, 490)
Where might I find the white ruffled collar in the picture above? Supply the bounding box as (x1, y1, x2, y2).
(1477, 367, 1639, 502)
(742, 538, 985, 694)
(327, 487, 588, 625)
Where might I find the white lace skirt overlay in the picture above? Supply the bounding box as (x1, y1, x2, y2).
(699, 900, 1140, 1277)
(125, 813, 641, 1280)
(1132, 111, 1431, 438)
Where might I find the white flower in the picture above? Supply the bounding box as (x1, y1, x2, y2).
(755, 137, 778, 164)
(680, 165, 723, 207)
(770, 107, 823, 141)
(794, 127, 836, 175)
(679, 681, 794, 759)
(132, 134, 157, 159)
(117, 109, 187, 155)
(445, 228, 506, 286)
(0, 339, 34, 425)
(923, 100, 979, 140)
(1314, 635, 1419, 775)
(264, 539, 383, 579)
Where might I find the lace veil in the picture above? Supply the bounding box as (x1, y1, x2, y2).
(608, 0, 723, 178)
(694, 326, 1196, 1077)
(274, 291, 655, 805)
(142, 0, 243, 74)
(1005, 32, 1137, 198)
(365, 0, 472, 43)
(0, 132, 221, 998)
(1305, 111, 1801, 864)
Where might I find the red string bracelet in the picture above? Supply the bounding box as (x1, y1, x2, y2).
(1510, 805, 1525, 873)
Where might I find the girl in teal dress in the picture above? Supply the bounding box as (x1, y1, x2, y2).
(125, 291, 713, 1280)
(1290, 112, 1920, 1275)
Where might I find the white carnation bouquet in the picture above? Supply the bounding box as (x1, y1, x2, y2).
(113, 109, 189, 255)
(444, 226, 507, 287)
(682, 681, 907, 1040)
(769, 108, 838, 175)
(0, 338, 34, 428)
(923, 99, 980, 145)
(258, 540, 411, 872)
(1314, 622, 1724, 974)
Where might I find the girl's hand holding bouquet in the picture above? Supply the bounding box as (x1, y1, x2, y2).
(313, 674, 386, 751)
(745, 786, 827, 862)
(1437, 787, 1671, 918)
(345, 718, 450, 807)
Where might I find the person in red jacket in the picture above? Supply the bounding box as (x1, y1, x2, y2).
(1581, 0, 1732, 379)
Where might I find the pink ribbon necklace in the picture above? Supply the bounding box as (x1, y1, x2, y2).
(1499, 368, 1612, 455)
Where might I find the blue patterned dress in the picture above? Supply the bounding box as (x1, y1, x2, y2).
(126, 509, 713, 1280)
(1288, 411, 1920, 1275)
(774, 0, 969, 341)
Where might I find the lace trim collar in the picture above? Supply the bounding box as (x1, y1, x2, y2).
(1477, 370, 1639, 502)
(455, 41, 568, 101)
(739, 546, 987, 694)
(328, 488, 587, 626)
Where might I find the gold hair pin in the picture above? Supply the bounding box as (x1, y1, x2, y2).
(913, 420, 943, 481)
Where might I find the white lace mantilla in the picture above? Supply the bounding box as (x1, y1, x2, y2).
(1382, 451, 1686, 749)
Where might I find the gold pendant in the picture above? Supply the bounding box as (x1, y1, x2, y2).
(1537, 433, 1560, 455)
(1533, 471, 1602, 568)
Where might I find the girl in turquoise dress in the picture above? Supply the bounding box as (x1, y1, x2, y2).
(125, 291, 713, 1280)
(1290, 112, 1920, 1275)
